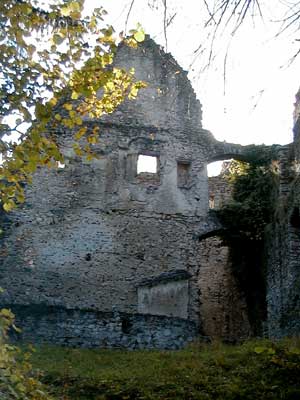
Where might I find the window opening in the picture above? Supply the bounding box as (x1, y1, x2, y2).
(137, 155, 157, 174)
(177, 161, 191, 187)
(207, 161, 225, 177)
(207, 160, 233, 210)
(57, 161, 65, 169)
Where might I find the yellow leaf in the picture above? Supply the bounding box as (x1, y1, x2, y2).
(3, 200, 16, 212)
(71, 91, 79, 100)
(128, 86, 139, 99)
(63, 103, 73, 111)
(55, 114, 62, 121)
(133, 25, 145, 43)
(74, 126, 87, 140)
(61, 2, 81, 17)
(75, 116, 83, 125)
(106, 81, 114, 91)
(16, 193, 25, 203)
(61, 6, 71, 16)
(133, 31, 145, 43)
(62, 118, 74, 128)
(87, 135, 98, 144)
(73, 144, 83, 156)
(49, 97, 58, 106)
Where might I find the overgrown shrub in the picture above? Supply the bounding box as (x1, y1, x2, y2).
(0, 307, 52, 400)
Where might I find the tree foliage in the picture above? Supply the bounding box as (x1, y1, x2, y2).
(217, 158, 278, 241)
(0, 307, 52, 399)
(0, 0, 146, 212)
(0, 2, 146, 398)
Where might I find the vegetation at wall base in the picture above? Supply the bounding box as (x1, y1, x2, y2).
(0, 308, 53, 399)
(20, 339, 300, 400)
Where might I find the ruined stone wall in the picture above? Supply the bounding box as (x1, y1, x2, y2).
(196, 237, 251, 341)
(266, 137, 300, 337)
(0, 160, 206, 320)
(195, 166, 251, 341)
(294, 88, 300, 168)
(208, 165, 233, 210)
(208, 175, 232, 209)
(9, 305, 196, 350)
(266, 218, 300, 337)
(0, 37, 265, 347)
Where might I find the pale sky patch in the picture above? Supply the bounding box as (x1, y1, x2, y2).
(85, 0, 299, 150)
(85, 1, 300, 176)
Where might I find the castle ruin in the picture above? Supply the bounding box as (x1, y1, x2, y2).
(0, 38, 299, 348)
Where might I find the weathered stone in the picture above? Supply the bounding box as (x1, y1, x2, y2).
(0, 37, 299, 348)
(265, 109, 300, 337)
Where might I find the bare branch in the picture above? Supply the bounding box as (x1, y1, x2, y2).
(223, 46, 229, 97)
(167, 12, 176, 28)
(287, 46, 300, 66)
(162, 0, 168, 51)
(124, 0, 135, 35)
(201, 0, 217, 25)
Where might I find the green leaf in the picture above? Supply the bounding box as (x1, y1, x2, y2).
(134, 29, 145, 43)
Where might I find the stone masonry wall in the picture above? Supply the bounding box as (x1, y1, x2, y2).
(196, 237, 251, 341)
(265, 89, 300, 337)
(208, 165, 233, 210)
(9, 305, 197, 350)
(266, 135, 300, 337)
(0, 37, 272, 347)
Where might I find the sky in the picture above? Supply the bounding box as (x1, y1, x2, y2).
(83, 0, 300, 156)
(4, 1, 298, 176)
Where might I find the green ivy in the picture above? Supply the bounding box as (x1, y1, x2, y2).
(215, 157, 279, 334)
(217, 160, 278, 241)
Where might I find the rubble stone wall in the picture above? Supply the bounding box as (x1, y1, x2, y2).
(1, 38, 230, 346)
(208, 171, 233, 210)
(9, 305, 197, 350)
(266, 137, 300, 337)
(196, 236, 251, 341)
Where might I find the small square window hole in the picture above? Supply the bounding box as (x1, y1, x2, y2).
(137, 155, 158, 174)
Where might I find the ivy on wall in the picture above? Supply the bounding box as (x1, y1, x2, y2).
(215, 152, 279, 335)
(217, 158, 278, 241)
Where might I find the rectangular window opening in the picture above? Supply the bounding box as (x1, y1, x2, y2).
(177, 161, 191, 188)
(137, 155, 158, 174)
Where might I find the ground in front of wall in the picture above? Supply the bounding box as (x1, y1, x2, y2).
(24, 338, 300, 399)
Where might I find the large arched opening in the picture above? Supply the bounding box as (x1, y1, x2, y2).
(196, 157, 270, 340)
(195, 160, 251, 340)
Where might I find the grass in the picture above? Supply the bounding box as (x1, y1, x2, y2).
(25, 338, 300, 399)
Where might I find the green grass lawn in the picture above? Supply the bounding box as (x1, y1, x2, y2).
(26, 338, 300, 399)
